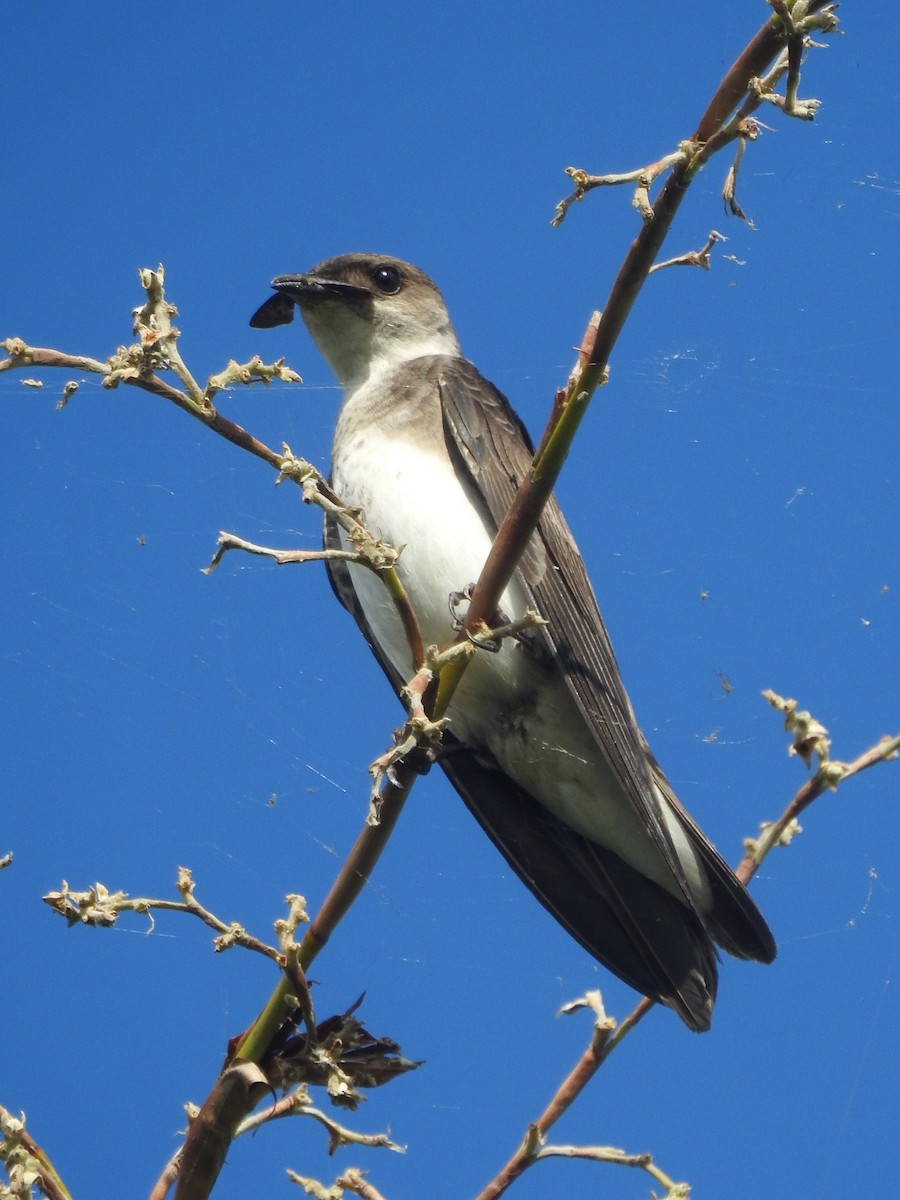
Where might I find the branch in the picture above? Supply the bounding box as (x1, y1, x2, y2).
(4, 272, 427, 679)
(6, 288, 434, 1173)
(473, 699, 900, 1199)
(649, 230, 727, 273)
(2, 330, 287, 469)
(41, 868, 289, 962)
(472, 992, 655, 1200)
(534, 1145, 688, 1199)
(204, 531, 362, 572)
(553, 1, 836, 231)
(287, 1167, 390, 1200)
(431, 0, 840, 722)
(738, 694, 900, 884)
(552, 149, 688, 227)
(0, 1107, 74, 1200)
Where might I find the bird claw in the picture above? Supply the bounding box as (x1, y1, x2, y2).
(448, 585, 507, 653)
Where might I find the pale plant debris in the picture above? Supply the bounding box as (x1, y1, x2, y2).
(206, 354, 301, 397)
(763, 689, 832, 768)
(287, 1167, 390, 1200)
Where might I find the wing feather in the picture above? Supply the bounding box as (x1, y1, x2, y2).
(438, 357, 775, 964)
(323, 353, 773, 1033)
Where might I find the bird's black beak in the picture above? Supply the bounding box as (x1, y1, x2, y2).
(249, 274, 368, 329)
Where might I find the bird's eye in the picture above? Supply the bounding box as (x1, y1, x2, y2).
(371, 265, 402, 295)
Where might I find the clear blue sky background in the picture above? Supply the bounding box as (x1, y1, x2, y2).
(2, 5, 897, 1198)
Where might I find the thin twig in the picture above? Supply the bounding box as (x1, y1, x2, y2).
(238, 1092, 403, 1155)
(204, 531, 371, 574)
(41, 870, 284, 960)
(737, 695, 900, 884)
(287, 1167, 391, 1200)
(650, 230, 727, 273)
(534, 1145, 688, 1198)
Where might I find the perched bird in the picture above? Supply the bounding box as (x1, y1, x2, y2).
(251, 253, 775, 1030)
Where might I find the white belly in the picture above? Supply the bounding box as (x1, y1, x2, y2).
(333, 426, 709, 907)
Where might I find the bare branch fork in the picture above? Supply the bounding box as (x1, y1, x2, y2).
(553, 1, 838, 229)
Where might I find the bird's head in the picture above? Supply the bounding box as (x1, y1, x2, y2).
(250, 253, 461, 389)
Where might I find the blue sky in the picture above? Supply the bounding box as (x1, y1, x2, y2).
(2, 4, 898, 1198)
